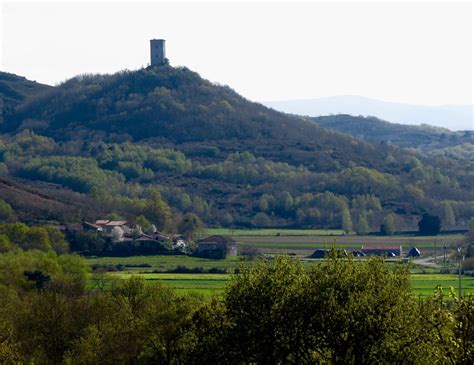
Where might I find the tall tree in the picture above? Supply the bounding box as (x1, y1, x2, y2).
(418, 214, 441, 235)
(177, 213, 203, 241)
(380, 213, 396, 236)
(146, 190, 172, 231)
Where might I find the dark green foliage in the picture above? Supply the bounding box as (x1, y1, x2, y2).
(0, 223, 68, 254)
(418, 213, 442, 235)
(178, 212, 203, 241)
(0, 198, 14, 220)
(2, 251, 474, 363)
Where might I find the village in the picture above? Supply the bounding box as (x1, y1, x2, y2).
(61, 219, 238, 258)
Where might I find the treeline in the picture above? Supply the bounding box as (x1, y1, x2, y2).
(1, 254, 473, 364)
(0, 222, 68, 254)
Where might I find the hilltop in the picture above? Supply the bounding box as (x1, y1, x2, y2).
(0, 66, 473, 230)
(4, 66, 406, 172)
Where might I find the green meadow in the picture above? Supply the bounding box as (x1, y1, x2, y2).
(102, 271, 474, 297)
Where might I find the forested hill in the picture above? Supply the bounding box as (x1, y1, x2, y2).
(0, 72, 52, 114)
(0, 66, 473, 231)
(4, 65, 411, 172)
(312, 114, 474, 160)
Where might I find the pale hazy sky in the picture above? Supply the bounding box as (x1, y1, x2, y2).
(1, 0, 473, 106)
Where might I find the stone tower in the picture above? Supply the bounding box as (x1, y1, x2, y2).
(150, 39, 166, 66)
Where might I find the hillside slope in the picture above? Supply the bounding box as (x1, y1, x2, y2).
(0, 67, 473, 230)
(311, 114, 474, 159)
(3, 66, 411, 173)
(0, 72, 52, 121)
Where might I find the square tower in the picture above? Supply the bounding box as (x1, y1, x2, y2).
(150, 39, 166, 66)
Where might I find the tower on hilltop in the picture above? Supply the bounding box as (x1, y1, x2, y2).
(150, 39, 166, 66)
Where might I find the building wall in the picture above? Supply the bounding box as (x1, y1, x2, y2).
(150, 39, 166, 66)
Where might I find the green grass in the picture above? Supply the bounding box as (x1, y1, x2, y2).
(110, 273, 230, 295)
(85, 255, 241, 272)
(103, 269, 474, 298)
(203, 228, 344, 236)
(411, 274, 474, 297)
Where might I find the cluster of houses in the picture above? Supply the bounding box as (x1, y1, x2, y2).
(65, 219, 186, 254)
(309, 245, 421, 259)
(64, 219, 239, 258)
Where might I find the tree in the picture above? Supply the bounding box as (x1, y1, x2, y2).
(258, 195, 269, 212)
(46, 227, 69, 254)
(0, 199, 13, 221)
(440, 201, 456, 227)
(380, 213, 396, 236)
(341, 208, 352, 234)
(146, 190, 172, 231)
(251, 212, 272, 228)
(220, 212, 234, 227)
(223, 257, 309, 363)
(357, 214, 369, 235)
(418, 214, 441, 235)
(177, 213, 203, 241)
(0, 234, 13, 253)
(135, 215, 153, 234)
(304, 256, 439, 363)
(21, 227, 52, 251)
(111, 226, 124, 242)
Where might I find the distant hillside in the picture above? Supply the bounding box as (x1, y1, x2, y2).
(0, 67, 473, 230)
(0, 177, 100, 223)
(311, 114, 474, 159)
(264, 96, 473, 131)
(0, 72, 52, 122)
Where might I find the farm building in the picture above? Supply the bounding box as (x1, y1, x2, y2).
(309, 249, 348, 259)
(360, 245, 402, 257)
(82, 222, 103, 232)
(407, 247, 421, 257)
(197, 235, 237, 259)
(95, 220, 131, 234)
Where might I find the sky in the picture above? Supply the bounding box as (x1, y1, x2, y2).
(1, 0, 473, 106)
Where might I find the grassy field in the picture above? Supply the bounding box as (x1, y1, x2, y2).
(86, 254, 242, 272)
(203, 228, 344, 236)
(103, 271, 474, 297)
(411, 274, 474, 297)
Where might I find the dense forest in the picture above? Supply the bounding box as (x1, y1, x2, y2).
(1, 252, 474, 364)
(0, 67, 473, 232)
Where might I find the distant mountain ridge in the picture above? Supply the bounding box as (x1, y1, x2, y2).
(263, 95, 473, 131)
(311, 114, 474, 160)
